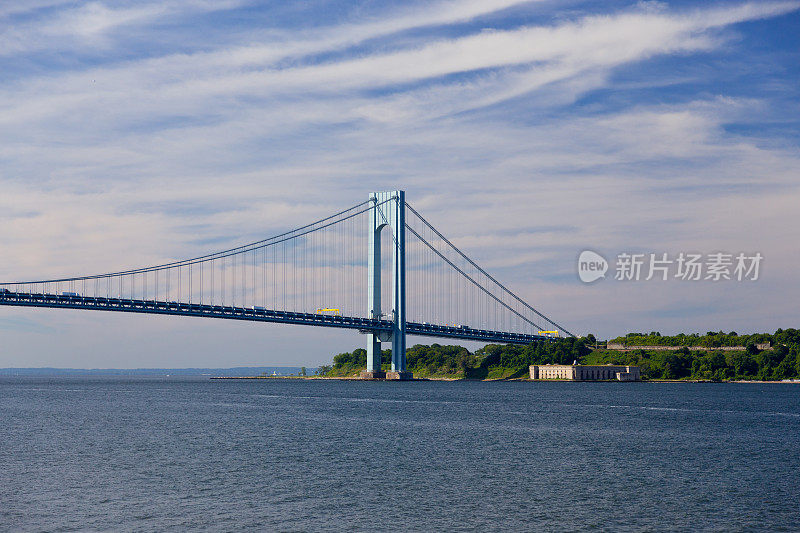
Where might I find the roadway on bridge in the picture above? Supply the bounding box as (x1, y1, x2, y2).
(0, 290, 552, 345)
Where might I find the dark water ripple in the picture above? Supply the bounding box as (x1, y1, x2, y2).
(1, 378, 798, 532)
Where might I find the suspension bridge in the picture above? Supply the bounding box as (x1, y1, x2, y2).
(0, 190, 573, 379)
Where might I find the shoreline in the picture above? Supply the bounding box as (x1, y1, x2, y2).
(210, 376, 800, 383)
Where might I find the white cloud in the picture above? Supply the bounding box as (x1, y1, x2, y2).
(3, 1, 796, 137)
(0, 1, 73, 18)
(0, 1, 799, 365)
(0, 0, 248, 55)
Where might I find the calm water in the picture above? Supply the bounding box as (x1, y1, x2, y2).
(1, 378, 798, 532)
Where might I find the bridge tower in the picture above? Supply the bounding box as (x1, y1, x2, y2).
(362, 190, 409, 380)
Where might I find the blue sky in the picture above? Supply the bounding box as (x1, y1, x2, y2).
(1, 0, 799, 367)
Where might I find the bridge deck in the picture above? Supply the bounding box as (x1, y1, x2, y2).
(0, 291, 553, 345)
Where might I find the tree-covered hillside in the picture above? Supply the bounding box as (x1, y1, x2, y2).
(319, 337, 590, 379)
(318, 329, 800, 381)
(609, 330, 776, 348)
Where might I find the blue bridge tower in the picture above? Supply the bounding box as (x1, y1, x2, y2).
(362, 190, 410, 380)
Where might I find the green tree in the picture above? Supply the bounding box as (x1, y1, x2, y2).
(772, 351, 798, 380)
(757, 348, 783, 380)
(726, 351, 757, 378)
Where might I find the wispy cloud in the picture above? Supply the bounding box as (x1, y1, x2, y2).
(0, 0, 248, 55)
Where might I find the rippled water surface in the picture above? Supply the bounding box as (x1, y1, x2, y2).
(2, 378, 799, 531)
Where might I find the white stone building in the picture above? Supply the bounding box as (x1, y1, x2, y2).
(530, 364, 641, 381)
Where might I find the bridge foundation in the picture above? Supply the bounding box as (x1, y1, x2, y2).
(359, 370, 386, 379)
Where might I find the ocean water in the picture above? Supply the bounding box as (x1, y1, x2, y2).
(1, 378, 798, 532)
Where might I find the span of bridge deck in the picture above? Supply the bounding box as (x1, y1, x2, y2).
(405, 322, 553, 345)
(0, 291, 552, 345)
(0, 291, 389, 332)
